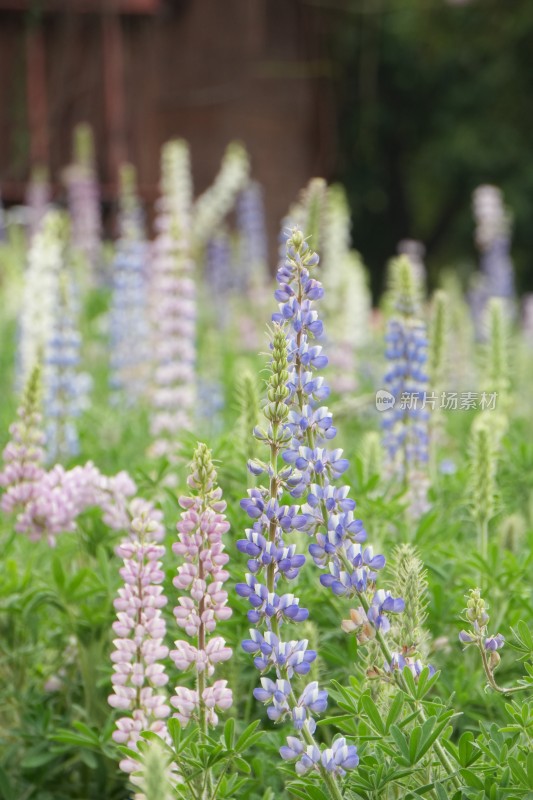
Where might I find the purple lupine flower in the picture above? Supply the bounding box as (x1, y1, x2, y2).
(170, 443, 233, 729)
(484, 634, 504, 651)
(269, 228, 404, 641)
(108, 507, 171, 774)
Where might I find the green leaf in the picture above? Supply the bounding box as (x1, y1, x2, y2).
(390, 725, 410, 764)
(460, 768, 485, 790)
(233, 756, 251, 774)
(0, 765, 14, 800)
(52, 556, 66, 591)
(304, 786, 329, 800)
(458, 731, 476, 768)
(385, 691, 404, 732)
(409, 725, 423, 765)
(21, 750, 58, 769)
(72, 721, 100, 744)
(235, 720, 262, 752)
(167, 717, 182, 752)
(415, 668, 441, 701)
(361, 694, 385, 735)
(224, 717, 235, 751)
(400, 665, 418, 697)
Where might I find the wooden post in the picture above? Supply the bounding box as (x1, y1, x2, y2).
(26, 20, 49, 167)
(101, 4, 127, 190)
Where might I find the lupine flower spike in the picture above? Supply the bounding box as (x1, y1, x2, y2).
(321, 184, 371, 392)
(427, 290, 449, 477)
(382, 255, 430, 517)
(468, 417, 499, 566)
(236, 180, 269, 293)
(109, 164, 149, 403)
(65, 123, 102, 276)
(0, 364, 45, 518)
(149, 140, 196, 458)
(239, 324, 356, 793)
(19, 210, 64, 387)
(45, 269, 89, 461)
(108, 507, 171, 775)
(471, 185, 515, 336)
(170, 443, 233, 734)
(268, 228, 407, 669)
(268, 230, 460, 783)
(388, 544, 432, 671)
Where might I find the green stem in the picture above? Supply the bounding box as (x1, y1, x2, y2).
(358, 593, 461, 790)
(478, 641, 529, 696)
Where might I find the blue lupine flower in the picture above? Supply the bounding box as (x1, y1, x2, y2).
(382, 259, 431, 518)
(386, 652, 436, 681)
(109, 237, 149, 402)
(267, 227, 404, 644)
(484, 634, 504, 651)
(236, 181, 269, 291)
(45, 274, 90, 462)
(238, 324, 343, 784)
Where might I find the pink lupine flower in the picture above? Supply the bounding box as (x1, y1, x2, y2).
(169, 443, 233, 731)
(108, 507, 171, 774)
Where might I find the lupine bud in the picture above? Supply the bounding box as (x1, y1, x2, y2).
(130, 737, 174, 800)
(389, 544, 431, 662)
(483, 297, 510, 406)
(468, 418, 499, 559)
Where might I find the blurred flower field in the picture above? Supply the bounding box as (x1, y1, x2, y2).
(0, 128, 532, 800)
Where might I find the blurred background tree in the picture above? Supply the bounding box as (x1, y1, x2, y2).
(326, 0, 533, 296)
